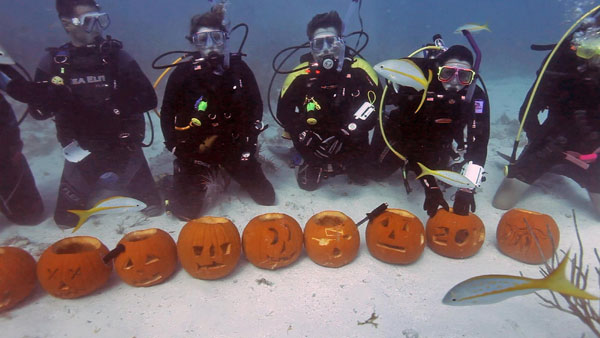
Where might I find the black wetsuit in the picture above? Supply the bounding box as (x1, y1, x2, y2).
(370, 59, 490, 190)
(160, 55, 275, 219)
(0, 65, 44, 224)
(276, 56, 380, 190)
(510, 44, 600, 192)
(7, 39, 162, 227)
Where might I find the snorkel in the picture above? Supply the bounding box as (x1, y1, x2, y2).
(207, 0, 231, 70)
(335, 0, 360, 72)
(461, 30, 482, 103)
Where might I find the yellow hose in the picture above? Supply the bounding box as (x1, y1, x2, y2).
(152, 55, 186, 118)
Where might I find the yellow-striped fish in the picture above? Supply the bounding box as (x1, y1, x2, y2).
(68, 196, 147, 233)
(455, 23, 491, 34)
(416, 162, 476, 189)
(443, 253, 599, 305)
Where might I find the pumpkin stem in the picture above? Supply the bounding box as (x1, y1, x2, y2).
(357, 203, 389, 226)
(103, 244, 125, 264)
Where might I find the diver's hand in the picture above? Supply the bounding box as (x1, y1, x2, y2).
(314, 135, 343, 159)
(423, 186, 449, 217)
(298, 130, 322, 149)
(453, 189, 475, 216)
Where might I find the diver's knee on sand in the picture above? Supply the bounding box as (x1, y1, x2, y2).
(492, 177, 531, 210)
(589, 191, 600, 217)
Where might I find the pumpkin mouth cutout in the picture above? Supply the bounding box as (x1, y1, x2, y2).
(134, 273, 164, 286)
(196, 262, 225, 270)
(53, 238, 102, 254)
(123, 229, 158, 242)
(376, 243, 407, 252)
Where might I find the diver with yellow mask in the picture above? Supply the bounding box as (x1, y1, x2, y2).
(493, 16, 600, 216)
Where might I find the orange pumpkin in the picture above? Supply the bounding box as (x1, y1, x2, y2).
(242, 213, 303, 270)
(37, 236, 112, 299)
(114, 228, 177, 287)
(304, 211, 359, 268)
(496, 208, 560, 264)
(0, 247, 37, 312)
(177, 217, 241, 280)
(366, 209, 425, 264)
(426, 208, 485, 259)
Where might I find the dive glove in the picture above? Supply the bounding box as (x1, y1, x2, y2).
(453, 189, 475, 215)
(423, 186, 449, 217)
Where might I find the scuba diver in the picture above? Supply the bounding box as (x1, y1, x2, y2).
(0, 46, 44, 225)
(493, 17, 600, 217)
(276, 10, 380, 191)
(3, 0, 163, 228)
(159, 3, 275, 221)
(370, 44, 490, 217)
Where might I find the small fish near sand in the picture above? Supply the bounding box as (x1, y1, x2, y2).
(416, 162, 477, 189)
(443, 253, 599, 306)
(455, 23, 491, 34)
(68, 196, 147, 233)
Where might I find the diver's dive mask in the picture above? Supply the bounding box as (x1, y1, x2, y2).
(192, 28, 229, 70)
(310, 34, 346, 72)
(71, 12, 110, 33)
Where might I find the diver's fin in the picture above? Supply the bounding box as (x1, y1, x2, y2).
(0, 43, 16, 65)
(541, 252, 600, 300)
(67, 209, 92, 233)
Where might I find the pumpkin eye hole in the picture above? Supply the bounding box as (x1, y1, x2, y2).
(402, 223, 409, 232)
(333, 248, 342, 257)
(124, 259, 134, 270)
(268, 227, 279, 245)
(381, 219, 389, 227)
(454, 229, 469, 245)
(220, 243, 231, 255)
(280, 241, 287, 254)
(193, 246, 203, 256)
(145, 255, 160, 265)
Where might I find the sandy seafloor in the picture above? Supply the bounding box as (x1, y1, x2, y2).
(1, 75, 599, 338)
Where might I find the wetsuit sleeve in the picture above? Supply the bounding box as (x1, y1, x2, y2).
(464, 86, 490, 166)
(159, 64, 187, 151)
(276, 75, 304, 137)
(113, 50, 157, 115)
(236, 60, 263, 144)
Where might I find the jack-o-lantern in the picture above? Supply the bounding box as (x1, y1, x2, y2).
(242, 213, 303, 270)
(114, 228, 177, 287)
(304, 211, 359, 268)
(0, 247, 37, 312)
(366, 209, 425, 264)
(177, 217, 241, 280)
(37, 236, 112, 299)
(496, 208, 560, 264)
(426, 208, 485, 259)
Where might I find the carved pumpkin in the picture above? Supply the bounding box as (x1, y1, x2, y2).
(114, 228, 177, 287)
(366, 209, 425, 264)
(0, 247, 37, 312)
(37, 236, 112, 299)
(242, 213, 303, 270)
(426, 208, 485, 259)
(304, 211, 359, 268)
(177, 217, 241, 280)
(496, 208, 560, 264)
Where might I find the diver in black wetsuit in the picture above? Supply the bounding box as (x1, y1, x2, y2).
(493, 21, 600, 216)
(159, 4, 275, 220)
(370, 45, 490, 217)
(2, 0, 163, 228)
(276, 11, 381, 191)
(0, 60, 44, 225)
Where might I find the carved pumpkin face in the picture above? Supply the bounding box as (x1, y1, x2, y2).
(115, 228, 178, 287)
(426, 208, 485, 259)
(304, 211, 359, 268)
(366, 209, 425, 264)
(242, 213, 303, 270)
(36, 236, 112, 299)
(0, 247, 37, 312)
(496, 208, 560, 264)
(177, 217, 241, 280)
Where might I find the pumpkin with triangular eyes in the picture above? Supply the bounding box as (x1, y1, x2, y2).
(177, 217, 241, 280)
(366, 209, 425, 264)
(242, 213, 303, 270)
(37, 236, 112, 299)
(426, 208, 485, 259)
(304, 211, 359, 268)
(0, 247, 37, 312)
(114, 228, 177, 287)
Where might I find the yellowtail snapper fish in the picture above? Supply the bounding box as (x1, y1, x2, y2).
(443, 253, 599, 305)
(373, 58, 428, 93)
(455, 23, 491, 34)
(416, 162, 476, 189)
(68, 196, 147, 233)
